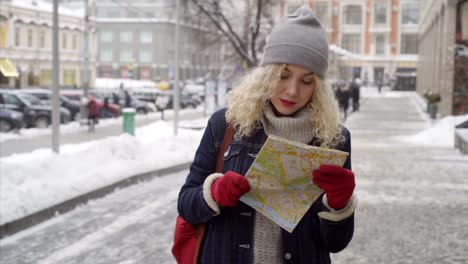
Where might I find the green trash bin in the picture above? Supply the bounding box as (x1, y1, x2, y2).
(122, 108, 136, 135)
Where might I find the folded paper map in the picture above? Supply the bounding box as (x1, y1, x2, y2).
(239, 135, 349, 233)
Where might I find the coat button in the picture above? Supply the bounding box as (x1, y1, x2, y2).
(284, 253, 292, 260)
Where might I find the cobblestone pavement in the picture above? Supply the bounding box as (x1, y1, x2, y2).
(0, 91, 467, 264)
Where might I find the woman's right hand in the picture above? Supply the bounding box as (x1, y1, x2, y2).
(211, 171, 250, 207)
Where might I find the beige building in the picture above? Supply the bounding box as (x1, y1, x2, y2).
(282, 0, 420, 89)
(417, 0, 468, 116)
(0, 0, 96, 89)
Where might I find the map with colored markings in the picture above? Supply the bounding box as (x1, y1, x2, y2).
(240, 135, 349, 232)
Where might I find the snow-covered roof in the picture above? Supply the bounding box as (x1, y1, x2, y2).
(10, 0, 84, 17)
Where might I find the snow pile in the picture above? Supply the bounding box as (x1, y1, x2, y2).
(402, 114, 468, 147)
(0, 120, 206, 225)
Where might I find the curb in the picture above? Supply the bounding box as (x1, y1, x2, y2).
(0, 161, 192, 240)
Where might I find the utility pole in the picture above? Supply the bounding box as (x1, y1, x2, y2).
(52, 0, 60, 153)
(173, 0, 180, 136)
(83, 0, 90, 98)
(80, 0, 90, 126)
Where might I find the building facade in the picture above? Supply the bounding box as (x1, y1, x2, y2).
(0, 0, 96, 89)
(417, 0, 467, 116)
(282, 0, 420, 89)
(94, 0, 224, 82)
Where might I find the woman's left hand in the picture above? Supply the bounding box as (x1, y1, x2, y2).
(312, 165, 355, 210)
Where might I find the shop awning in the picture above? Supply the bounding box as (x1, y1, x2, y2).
(0, 59, 19, 77)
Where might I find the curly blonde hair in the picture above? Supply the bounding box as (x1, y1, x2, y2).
(225, 64, 344, 148)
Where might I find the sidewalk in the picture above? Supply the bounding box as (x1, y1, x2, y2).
(0, 116, 208, 238)
(332, 91, 468, 263)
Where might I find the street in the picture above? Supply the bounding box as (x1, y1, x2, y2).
(1, 90, 467, 263)
(0, 109, 204, 157)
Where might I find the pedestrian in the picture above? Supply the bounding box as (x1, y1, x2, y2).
(112, 92, 120, 105)
(349, 78, 360, 112)
(336, 84, 350, 120)
(86, 96, 100, 132)
(124, 89, 132, 108)
(176, 4, 356, 263)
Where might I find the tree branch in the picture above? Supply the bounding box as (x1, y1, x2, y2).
(192, 0, 251, 62)
(250, 0, 263, 64)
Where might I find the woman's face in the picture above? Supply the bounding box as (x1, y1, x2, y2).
(270, 64, 316, 116)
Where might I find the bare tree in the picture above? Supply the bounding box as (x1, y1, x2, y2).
(189, 0, 278, 68)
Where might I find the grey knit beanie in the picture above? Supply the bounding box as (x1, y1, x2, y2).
(260, 4, 329, 78)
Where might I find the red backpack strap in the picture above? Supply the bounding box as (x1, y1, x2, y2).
(191, 123, 234, 264)
(215, 123, 235, 173)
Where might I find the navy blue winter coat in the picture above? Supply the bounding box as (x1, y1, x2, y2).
(177, 108, 354, 264)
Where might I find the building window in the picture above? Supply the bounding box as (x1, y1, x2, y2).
(100, 49, 113, 62)
(39, 30, 45, 48)
(139, 50, 152, 63)
(401, 2, 419, 25)
(100, 31, 113, 43)
(28, 29, 33, 47)
(344, 5, 362, 25)
(375, 35, 385, 55)
(120, 50, 133, 62)
(459, 1, 468, 40)
(400, 34, 418, 54)
(140, 31, 152, 43)
(127, 10, 139, 18)
(72, 34, 77, 50)
(62, 32, 67, 49)
(40, 69, 52, 86)
(374, 2, 387, 24)
(63, 70, 76, 86)
(15, 27, 20, 46)
(315, 2, 329, 28)
(342, 34, 361, 53)
(120, 31, 132, 43)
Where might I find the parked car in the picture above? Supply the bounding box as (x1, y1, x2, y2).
(0, 90, 71, 128)
(86, 95, 121, 118)
(61, 89, 121, 118)
(91, 89, 156, 115)
(0, 108, 24, 132)
(18, 88, 81, 121)
(60, 89, 82, 104)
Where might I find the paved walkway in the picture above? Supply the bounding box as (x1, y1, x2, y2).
(1, 91, 467, 263)
(332, 90, 468, 263)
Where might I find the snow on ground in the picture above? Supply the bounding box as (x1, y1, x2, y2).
(1, 88, 466, 226)
(401, 114, 468, 147)
(0, 117, 207, 225)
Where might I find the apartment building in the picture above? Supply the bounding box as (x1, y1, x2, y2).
(94, 0, 224, 82)
(417, 0, 467, 116)
(0, 0, 96, 89)
(282, 0, 419, 90)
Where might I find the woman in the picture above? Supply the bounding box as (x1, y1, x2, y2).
(177, 4, 356, 263)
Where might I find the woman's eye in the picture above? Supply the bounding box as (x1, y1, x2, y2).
(302, 79, 314, 85)
(280, 74, 289, 80)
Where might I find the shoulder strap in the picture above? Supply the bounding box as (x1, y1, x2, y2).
(216, 123, 235, 172)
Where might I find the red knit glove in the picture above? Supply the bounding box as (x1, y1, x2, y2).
(211, 171, 250, 207)
(312, 165, 355, 210)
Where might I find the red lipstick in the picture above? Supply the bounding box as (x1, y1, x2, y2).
(280, 99, 296, 107)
